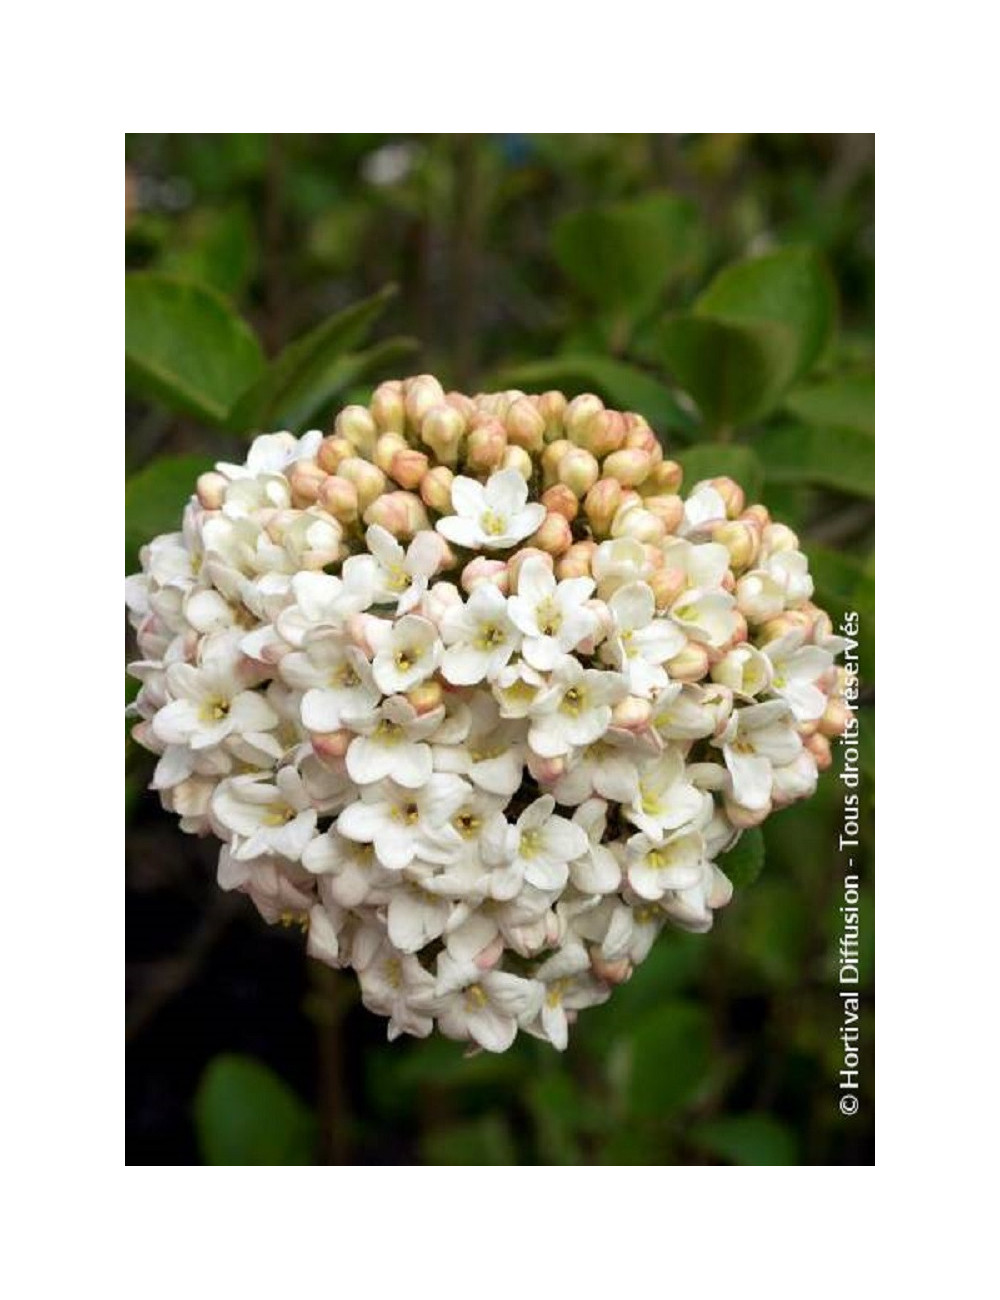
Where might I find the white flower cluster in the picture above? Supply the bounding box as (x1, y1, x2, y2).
(126, 377, 850, 1053)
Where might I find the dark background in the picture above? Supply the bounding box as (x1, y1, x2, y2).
(126, 133, 874, 1165)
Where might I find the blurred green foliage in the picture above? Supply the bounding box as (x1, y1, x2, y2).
(126, 133, 874, 1165)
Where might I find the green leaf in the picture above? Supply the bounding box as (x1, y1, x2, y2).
(553, 192, 703, 321)
(718, 827, 766, 889)
(753, 423, 875, 497)
(677, 443, 764, 501)
(159, 205, 258, 299)
(194, 1054, 318, 1166)
(489, 355, 696, 437)
(627, 1001, 712, 1119)
(125, 453, 213, 572)
(785, 370, 874, 435)
(695, 246, 837, 387)
(228, 285, 397, 433)
(125, 273, 264, 425)
(421, 1115, 517, 1166)
(659, 314, 798, 429)
(692, 1114, 799, 1165)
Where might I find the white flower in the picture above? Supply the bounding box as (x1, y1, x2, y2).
(152, 662, 278, 753)
(212, 768, 318, 862)
(217, 430, 322, 481)
(625, 830, 706, 901)
(680, 482, 727, 536)
(344, 695, 443, 788)
(355, 938, 437, 1041)
(507, 558, 597, 670)
(670, 587, 739, 648)
(627, 749, 711, 843)
(552, 737, 641, 806)
(570, 800, 623, 895)
(336, 775, 469, 870)
(711, 644, 773, 699)
(343, 526, 444, 613)
(440, 583, 521, 684)
(280, 634, 379, 732)
(716, 700, 803, 811)
(432, 952, 543, 1053)
(435, 469, 545, 550)
(528, 659, 628, 758)
(510, 795, 589, 892)
(529, 942, 610, 1051)
(127, 383, 847, 1053)
(603, 581, 685, 694)
(370, 614, 442, 695)
(592, 537, 651, 597)
(431, 696, 525, 798)
(762, 631, 832, 722)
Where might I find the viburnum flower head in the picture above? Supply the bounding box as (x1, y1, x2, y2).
(126, 375, 850, 1053)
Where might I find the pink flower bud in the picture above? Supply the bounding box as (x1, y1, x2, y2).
(505, 396, 546, 452)
(287, 459, 327, 506)
(667, 641, 710, 682)
(563, 393, 604, 443)
(317, 475, 359, 523)
(334, 404, 378, 457)
(611, 696, 653, 733)
(420, 464, 454, 513)
(347, 613, 388, 658)
(642, 459, 684, 495)
(196, 471, 227, 510)
(604, 447, 652, 487)
(420, 581, 462, 627)
(311, 730, 352, 760)
(363, 490, 428, 538)
(421, 403, 466, 466)
(556, 540, 596, 580)
(713, 520, 761, 572)
(819, 698, 852, 738)
(740, 503, 771, 530)
(541, 483, 579, 522)
(404, 374, 446, 428)
(461, 557, 509, 595)
(501, 445, 533, 479)
(474, 935, 506, 971)
(337, 457, 387, 511)
(508, 547, 554, 590)
(611, 505, 665, 544)
(584, 478, 623, 537)
(406, 680, 444, 715)
(557, 447, 600, 497)
(805, 732, 833, 771)
(643, 494, 684, 534)
(541, 438, 573, 487)
(591, 953, 632, 985)
(317, 435, 352, 474)
(530, 391, 564, 442)
(531, 511, 573, 556)
(370, 381, 405, 434)
(724, 795, 771, 828)
(763, 522, 799, 554)
(648, 566, 687, 610)
(583, 410, 627, 457)
(710, 476, 746, 519)
(445, 391, 477, 422)
(527, 753, 566, 785)
(375, 432, 408, 475)
(465, 421, 508, 473)
(390, 448, 430, 491)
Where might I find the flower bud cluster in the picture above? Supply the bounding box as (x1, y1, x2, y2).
(126, 378, 849, 1052)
